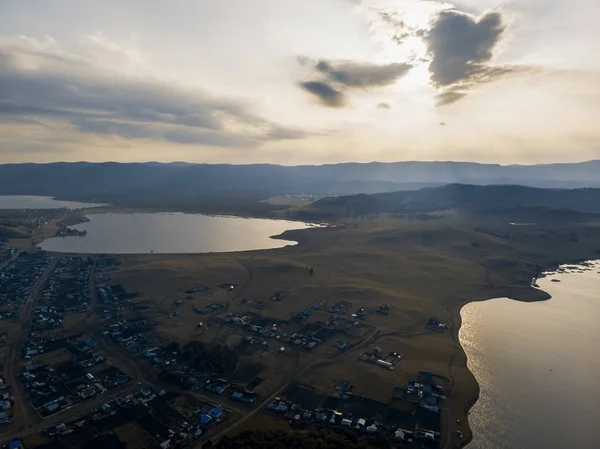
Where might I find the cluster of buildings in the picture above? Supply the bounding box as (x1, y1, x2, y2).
(103, 319, 163, 355)
(0, 246, 15, 264)
(394, 374, 445, 414)
(21, 334, 129, 418)
(39, 386, 230, 449)
(94, 257, 141, 320)
(39, 256, 91, 316)
(426, 318, 449, 333)
(218, 310, 370, 353)
(0, 377, 15, 426)
(266, 396, 388, 438)
(262, 373, 445, 448)
(101, 318, 257, 404)
(97, 283, 140, 320)
(0, 252, 50, 309)
(217, 313, 326, 351)
(359, 346, 403, 370)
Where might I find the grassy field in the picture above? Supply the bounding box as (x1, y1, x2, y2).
(28, 209, 600, 447)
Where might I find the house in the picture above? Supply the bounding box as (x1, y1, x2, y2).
(209, 406, 223, 419)
(140, 387, 151, 396)
(8, 440, 22, 449)
(395, 429, 413, 442)
(425, 395, 438, 405)
(159, 440, 171, 449)
(356, 418, 366, 428)
(45, 402, 59, 413)
(341, 418, 352, 427)
(315, 412, 326, 423)
(200, 414, 212, 425)
(190, 427, 203, 438)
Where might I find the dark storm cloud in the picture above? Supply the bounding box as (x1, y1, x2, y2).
(0, 39, 308, 146)
(425, 10, 515, 88)
(299, 81, 347, 108)
(315, 59, 412, 88)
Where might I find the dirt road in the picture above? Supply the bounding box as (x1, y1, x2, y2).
(3, 257, 58, 436)
(0, 249, 20, 271)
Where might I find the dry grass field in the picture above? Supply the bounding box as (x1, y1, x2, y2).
(94, 210, 600, 446)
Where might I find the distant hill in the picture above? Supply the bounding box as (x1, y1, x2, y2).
(0, 161, 599, 206)
(303, 184, 600, 218)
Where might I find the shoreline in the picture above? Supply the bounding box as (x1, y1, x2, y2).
(33, 210, 330, 256)
(453, 258, 600, 448)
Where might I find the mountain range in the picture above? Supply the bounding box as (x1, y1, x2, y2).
(1, 161, 599, 204)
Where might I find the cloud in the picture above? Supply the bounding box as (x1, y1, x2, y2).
(425, 10, 509, 87)
(298, 81, 347, 108)
(298, 57, 412, 107)
(0, 35, 309, 147)
(423, 10, 526, 105)
(435, 90, 467, 106)
(315, 59, 412, 88)
(70, 117, 253, 147)
(376, 102, 391, 109)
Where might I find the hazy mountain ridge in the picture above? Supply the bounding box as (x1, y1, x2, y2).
(305, 184, 600, 219)
(0, 161, 599, 203)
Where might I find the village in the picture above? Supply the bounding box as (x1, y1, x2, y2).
(264, 370, 445, 447)
(1, 251, 451, 449)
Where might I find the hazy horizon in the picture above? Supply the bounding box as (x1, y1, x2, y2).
(1, 158, 600, 168)
(2, 0, 599, 165)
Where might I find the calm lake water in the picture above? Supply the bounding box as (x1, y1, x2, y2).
(39, 213, 317, 254)
(460, 261, 600, 449)
(0, 195, 104, 209)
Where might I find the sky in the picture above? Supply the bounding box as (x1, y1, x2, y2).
(1, 0, 599, 165)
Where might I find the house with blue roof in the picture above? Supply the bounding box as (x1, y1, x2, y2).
(209, 406, 223, 418)
(200, 414, 212, 425)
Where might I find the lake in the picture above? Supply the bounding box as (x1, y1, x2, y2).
(0, 195, 105, 209)
(38, 213, 318, 254)
(460, 261, 600, 449)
